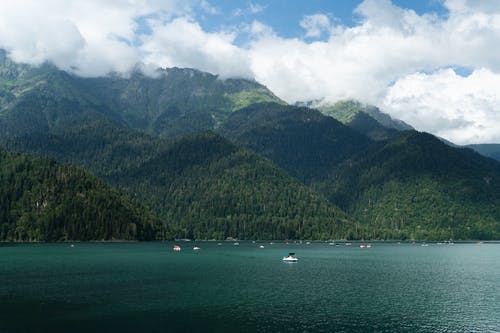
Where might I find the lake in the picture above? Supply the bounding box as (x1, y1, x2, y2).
(1, 242, 499, 332)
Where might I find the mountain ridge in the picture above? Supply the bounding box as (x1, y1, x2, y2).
(1, 52, 499, 240)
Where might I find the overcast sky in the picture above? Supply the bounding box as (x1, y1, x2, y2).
(1, 0, 500, 144)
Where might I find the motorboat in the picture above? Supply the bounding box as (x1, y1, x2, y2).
(282, 253, 298, 262)
(193, 246, 200, 250)
(259, 245, 265, 249)
(366, 244, 372, 248)
(359, 243, 366, 248)
(173, 244, 181, 251)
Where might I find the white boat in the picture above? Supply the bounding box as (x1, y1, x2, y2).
(359, 243, 366, 248)
(193, 246, 200, 250)
(173, 244, 181, 251)
(366, 244, 372, 248)
(282, 253, 299, 262)
(259, 245, 265, 249)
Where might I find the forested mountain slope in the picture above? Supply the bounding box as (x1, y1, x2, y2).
(0, 147, 158, 241)
(0, 49, 283, 139)
(318, 100, 413, 141)
(315, 131, 500, 240)
(116, 132, 352, 240)
(220, 102, 372, 184)
(1, 51, 499, 240)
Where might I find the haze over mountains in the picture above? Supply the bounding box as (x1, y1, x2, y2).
(1, 51, 499, 241)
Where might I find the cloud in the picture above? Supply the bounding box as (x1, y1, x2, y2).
(141, 17, 251, 78)
(249, 2, 266, 14)
(232, 2, 266, 17)
(245, 0, 500, 143)
(384, 68, 500, 144)
(0, 0, 190, 75)
(200, 0, 218, 15)
(1, 0, 500, 143)
(300, 14, 331, 38)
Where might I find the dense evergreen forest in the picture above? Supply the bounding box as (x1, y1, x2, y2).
(2, 127, 353, 240)
(220, 102, 372, 184)
(0, 148, 158, 241)
(1, 51, 499, 241)
(315, 132, 500, 240)
(114, 132, 351, 240)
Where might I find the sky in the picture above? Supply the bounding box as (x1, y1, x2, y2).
(1, 0, 500, 144)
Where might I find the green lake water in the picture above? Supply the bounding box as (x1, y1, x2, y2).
(1, 242, 499, 332)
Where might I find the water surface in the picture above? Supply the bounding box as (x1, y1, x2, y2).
(1, 242, 499, 332)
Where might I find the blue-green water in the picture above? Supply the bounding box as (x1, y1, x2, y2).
(1, 242, 499, 332)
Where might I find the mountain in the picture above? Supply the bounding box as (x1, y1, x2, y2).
(2, 52, 499, 241)
(2, 122, 353, 240)
(219, 102, 373, 184)
(0, 147, 158, 241)
(114, 132, 352, 240)
(0, 49, 284, 139)
(317, 100, 413, 141)
(0, 53, 354, 240)
(314, 131, 500, 240)
(467, 144, 500, 162)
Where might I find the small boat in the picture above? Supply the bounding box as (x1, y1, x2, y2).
(259, 245, 265, 249)
(359, 243, 366, 248)
(193, 246, 200, 250)
(282, 253, 298, 262)
(366, 244, 372, 248)
(173, 245, 181, 251)
(345, 242, 352, 246)
(233, 242, 239, 246)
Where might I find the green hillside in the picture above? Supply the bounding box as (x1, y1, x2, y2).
(467, 144, 500, 161)
(220, 102, 372, 183)
(0, 50, 284, 139)
(0, 147, 158, 241)
(3, 123, 353, 240)
(116, 132, 351, 240)
(319, 100, 412, 141)
(1, 52, 499, 241)
(315, 131, 500, 240)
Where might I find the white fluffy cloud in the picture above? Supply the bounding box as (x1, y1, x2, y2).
(0, 0, 189, 75)
(247, 0, 500, 143)
(141, 17, 251, 78)
(1, 0, 500, 143)
(384, 68, 500, 144)
(300, 14, 331, 38)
